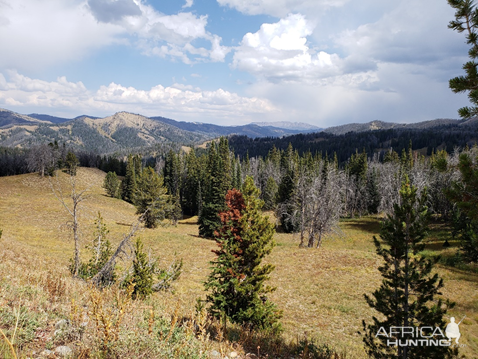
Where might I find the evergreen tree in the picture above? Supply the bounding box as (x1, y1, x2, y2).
(122, 154, 137, 203)
(384, 148, 400, 164)
(126, 238, 154, 300)
(164, 150, 181, 196)
(103, 172, 121, 198)
(181, 148, 200, 216)
(367, 168, 380, 214)
(276, 168, 298, 233)
(164, 150, 182, 223)
(362, 179, 456, 359)
(205, 177, 281, 331)
(232, 155, 242, 190)
(218, 137, 232, 192)
(134, 167, 170, 228)
(134, 154, 143, 179)
(263, 176, 278, 210)
(65, 151, 79, 176)
(199, 141, 229, 237)
(445, 152, 478, 261)
(447, 0, 478, 117)
(78, 212, 115, 285)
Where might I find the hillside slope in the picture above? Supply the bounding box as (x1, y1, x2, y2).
(0, 108, 51, 127)
(322, 119, 463, 135)
(0, 111, 209, 152)
(0, 169, 477, 357)
(150, 116, 312, 138)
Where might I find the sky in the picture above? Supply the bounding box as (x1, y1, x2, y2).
(0, 0, 472, 127)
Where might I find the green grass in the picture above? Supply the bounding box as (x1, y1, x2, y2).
(0, 168, 477, 358)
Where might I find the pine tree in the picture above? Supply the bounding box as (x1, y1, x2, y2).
(205, 177, 281, 331)
(367, 167, 380, 214)
(182, 148, 200, 216)
(445, 152, 478, 261)
(164, 150, 182, 223)
(164, 150, 181, 196)
(65, 151, 79, 176)
(263, 176, 278, 210)
(218, 137, 232, 193)
(362, 178, 456, 359)
(134, 167, 170, 228)
(122, 154, 137, 203)
(199, 141, 228, 237)
(78, 212, 115, 285)
(276, 168, 298, 233)
(126, 238, 154, 300)
(448, 0, 478, 117)
(232, 155, 242, 190)
(134, 154, 143, 179)
(103, 172, 121, 198)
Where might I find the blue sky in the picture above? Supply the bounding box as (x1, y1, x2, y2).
(0, 0, 472, 127)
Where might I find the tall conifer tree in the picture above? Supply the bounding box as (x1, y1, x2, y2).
(122, 154, 137, 203)
(447, 0, 478, 117)
(362, 179, 456, 359)
(199, 139, 232, 237)
(205, 177, 281, 331)
(134, 167, 170, 228)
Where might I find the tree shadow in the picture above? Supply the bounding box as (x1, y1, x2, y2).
(340, 217, 381, 235)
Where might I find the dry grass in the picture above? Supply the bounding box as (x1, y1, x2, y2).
(0, 168, 477, 357)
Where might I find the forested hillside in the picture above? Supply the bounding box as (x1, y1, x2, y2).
(228, 123, 478, 162)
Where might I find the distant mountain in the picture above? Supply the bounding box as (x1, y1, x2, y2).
(251, 121, 322, 132)
(27, 113, 70, 124)
(150, 116, 310, 138)
(322, 119, 463, 135)
(28, 113, 101, 123)
(229, 118, 478, 162)
(0, 110, 209, 152)
(4, 107, 474, 158)
(0, 108, 51, 127)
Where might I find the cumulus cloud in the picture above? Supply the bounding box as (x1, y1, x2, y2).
(0, 71, 275, 122)
(87, 0, 229, 63)
(87, 0, 142, 23)
(182, 0, 194, 9)
(233, 14, 342, 83)
(217, 0, 348, 17)
(0, 0, 228, 71)
(0, 0, 122, 71)
(336, 0, 465, 76)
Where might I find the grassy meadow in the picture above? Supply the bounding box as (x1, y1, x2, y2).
(0, 168, 477, 358)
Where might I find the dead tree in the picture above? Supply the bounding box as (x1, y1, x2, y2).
(50, 172, 89, 277)
(91, 214, 145, 286)
(292, 163, 343, 248)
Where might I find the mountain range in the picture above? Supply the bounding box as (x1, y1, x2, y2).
(321, 119, 478, 135)
(0, 108, 320, 153)
(1, 107, 475, 155)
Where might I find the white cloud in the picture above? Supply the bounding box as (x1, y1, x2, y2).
(233, 14, 341, 83)
(87, 0, 142, 23)
(88, 1, 229, 63)
(245, 60, 468, 127)
(336, 0, 465, 74)
(0, 0, 122, 71)
(216, 0, 348, 17)
(0, 71, 275, 123)
(0, 0, 229, 72)
(182, 0, 194, 9)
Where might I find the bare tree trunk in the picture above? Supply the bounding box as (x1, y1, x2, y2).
(316, 232, 323, 249)
(50, 173, 88, 278)
(91, 212, 146, 286)
(72, 199, 80, 276)
(307, 227, 315, 248)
